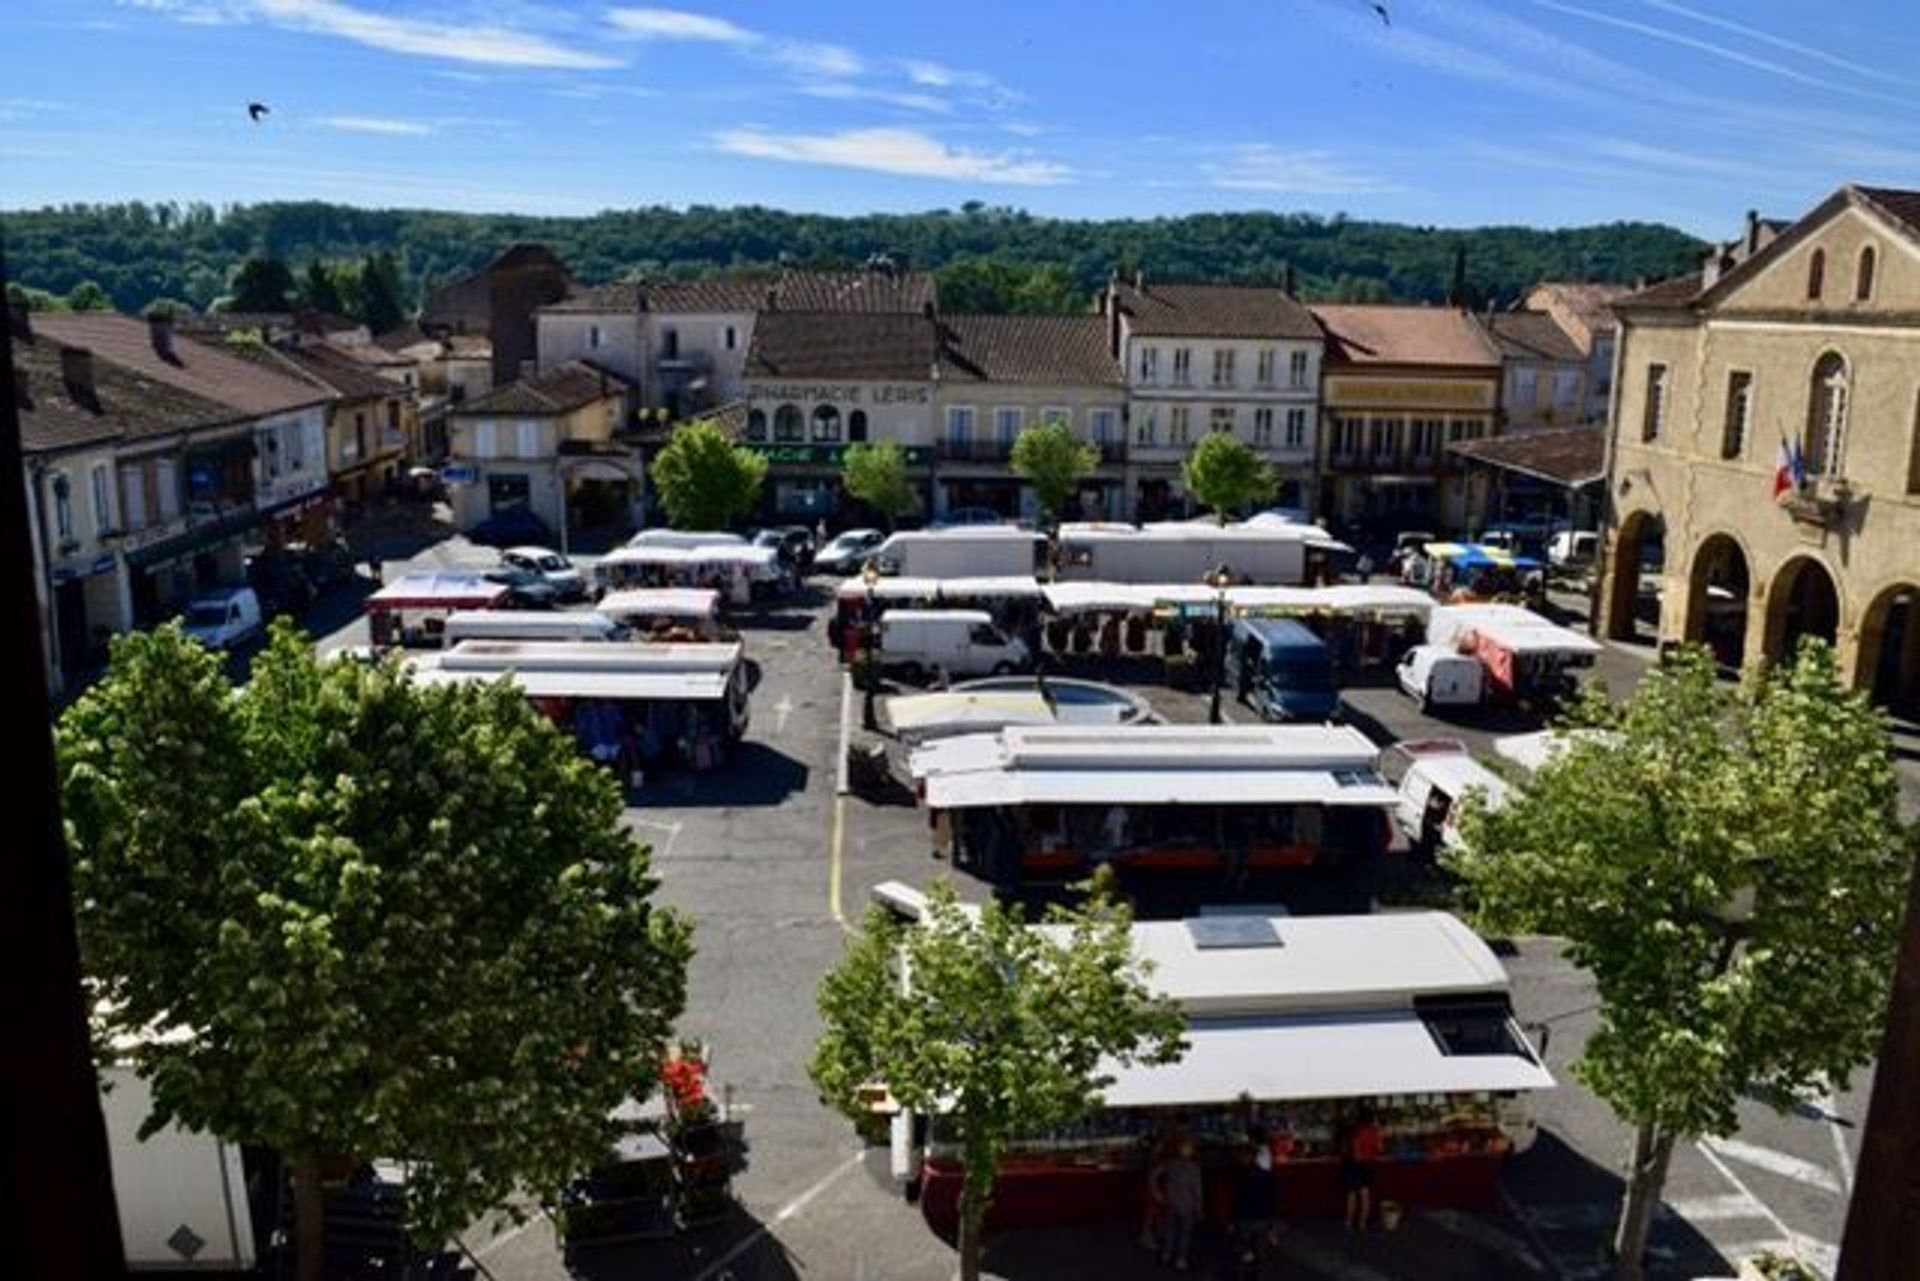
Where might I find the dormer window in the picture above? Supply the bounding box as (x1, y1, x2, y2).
(1856, 246, 1876, 302)
(1807, 248, 1826, 301)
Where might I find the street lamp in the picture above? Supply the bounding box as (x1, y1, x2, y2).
(862, 558, 881, 731)
(1208, 563, 1234, 726)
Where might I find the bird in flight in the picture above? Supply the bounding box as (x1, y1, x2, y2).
(1369, 2, 1391, 25)
(247, 102, 270, 122)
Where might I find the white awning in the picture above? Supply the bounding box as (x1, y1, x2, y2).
(924, 766, 1397, 811)
(414, 667, 732, 701)
(598, 588, 721, 619)
(1040, 582, 1434, 618)
(885, 691, 1056, 738)
(1098, 1012, 1554, 1108)
(834, 576, 1046, 602)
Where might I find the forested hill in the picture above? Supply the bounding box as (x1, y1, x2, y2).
(0, 199, 1705, 317)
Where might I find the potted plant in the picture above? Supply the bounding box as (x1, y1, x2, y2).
(1738, 1251, 1820, 1281)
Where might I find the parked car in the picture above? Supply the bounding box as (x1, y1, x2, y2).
(179, 586, 264, 650)
(752, 526, 817, 568)
(482, 565, 561, 609)
(1386, 530, 1437, 577)
(501, 546, 589, 601)
(877, 609, 1030, 680)
(468, 508, 553, 549)
(1547, 530, 1598, 568)
(1397, 644, 1485, 712)
(812, 528, 885, 575)
(1387, 739, 1512, 859)
(933, 507, 1015, 529)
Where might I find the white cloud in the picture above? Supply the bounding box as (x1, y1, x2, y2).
(1205, 145, 1396, 196)
(901, 58, 992, 90)
(138, 0, 627, 68)
(315, 114, 434, 135)
(1634, 0, 1902, 85)
(801, 82, 950, 114)
(713, 126, 1070, 184)
(605, 7, 754, 43)
(769, 40, 863, 77)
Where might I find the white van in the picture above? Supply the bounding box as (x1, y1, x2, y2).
(1388, 742, 1512, 857)
(180, 587, 263, 650)
(1397, 644, 1484, 711)
(878, 610, 1031, 680)
(1548, 530, 1598, 567)
(441, 610, 631, 645)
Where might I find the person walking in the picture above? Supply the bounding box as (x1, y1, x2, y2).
(1342, 1108, 1383, 1231)
(1154, 1138, 1204, 1271)
(1231, 1135, 1280, 1279)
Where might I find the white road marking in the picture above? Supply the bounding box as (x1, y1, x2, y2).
(689, 1151, 865, 1281)
(1664, 1193, 1773, 1223)
(1701, 1136, 1845, 1195)
(1696, 1140, 1834, 1278)
(774, 693, 794, 734)
(628, 817, 683, 860)
(1422, 1208, 1551, 1273)
(835, 672, 853, 796)
(470, 1208, 550, 1261)
(1819, 1091, 1855, 1198)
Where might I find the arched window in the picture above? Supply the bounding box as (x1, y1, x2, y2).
(1856, 246, 1877, 301)
(811, 404, 842, 442)
(774, 403, 804, 442)
(848, 410, 869, 442)
(1804, 352, 1849, 478)
(746, 408, 767, 441)
(1807, 249, 1826, 301)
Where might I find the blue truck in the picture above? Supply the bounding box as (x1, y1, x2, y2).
(1224, 617, 1340, 722)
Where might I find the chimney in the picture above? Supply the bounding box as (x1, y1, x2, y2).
(148, 309, 176, 361)
(765, 285, 779, 312)
(7, 299, 30, 342)
(61, 345, 96, 403)
(1283, 263, 1297, 297)
(1134, 269, 1146, 292)
(1745, 208, 1761, 256)
(921, 300, 936, 321)
(1107, 287, 1121, 356)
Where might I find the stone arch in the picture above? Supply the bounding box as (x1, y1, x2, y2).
(1601, 507, 1665, 642)
(1763, 555, 1842, 664)
(773, 403, 803, 442)
(1855, 581, 1920, 714)
(1683, 532, 1751, 670)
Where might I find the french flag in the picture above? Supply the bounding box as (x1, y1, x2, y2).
(1773, 438, 1803, 502)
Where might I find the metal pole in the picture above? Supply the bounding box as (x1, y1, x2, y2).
(862, 582, 878, 731)
(1, 260, 129, 1277)
(1209, 585, 1226, 725)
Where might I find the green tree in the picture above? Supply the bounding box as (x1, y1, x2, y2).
(8, 281, 69, 311)
(840, 440, 918, 530)
(1449, 644, 1910, 1281)
(811, 877, 1185, 1281)
(648, 418, 767, 530)
(141, 297, 195, 320)
(228, 256, 295, 312)
(62, 625, 694, 1281)
(358, 250, 407, 333)
(64, 279, 113, 311)
(301, 259, 346, 316)
(1010, 418, 1099, 526)
(1180, 432, 1275, 525)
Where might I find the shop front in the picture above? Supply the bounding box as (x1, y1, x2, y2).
(122, 506, 262, 625)
(742, 442, 934, 527)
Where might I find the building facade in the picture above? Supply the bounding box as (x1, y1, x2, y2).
(1310, 305, 1502, 535)
(1524, 282, 1632, 424)
(1101, 278, 1323, 521)
(1483, 310, 1591, 431)
(238, 341, 418, 505)
(1599, 185, 1920, 711)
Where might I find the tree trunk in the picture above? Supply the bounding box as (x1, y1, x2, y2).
(1611, 1123, 1677, 1281)
(292, 1154, 326, 1281)
(957, 1175, 985, 1281)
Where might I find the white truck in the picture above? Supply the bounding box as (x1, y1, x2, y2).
(179, 587, 264, 650)
(872, 529, 1045, 579)
(878, 610, 1031, 680)
(1055, 524, 1313, 585)
(102, 1065, 259, 1271)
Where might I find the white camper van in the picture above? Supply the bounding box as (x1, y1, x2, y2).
(878, 610, 1031, 679)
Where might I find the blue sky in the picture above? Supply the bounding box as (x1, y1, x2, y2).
(4, 0, 1920, 235)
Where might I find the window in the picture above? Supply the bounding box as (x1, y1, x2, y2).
(155, 458, 179, 521)
(1722, 371, 1753, 460)
(1135, 406, 1158, 446)
(775, 403, 805, 442)
(1284, 407, 1307, 450)
(746, 408, 767, 441)
(848, 409, 868, 442)
(1172, 347, 1192, 386)
(946, 405, 976, 444)
(1805, 352, 1848, 478)
(51, 471, 73, 542)
(724, 325, 738, 351)
(1253, 407, 1274, 445)
(1369, 417, 1400, 464)
(1256, 348, 1276, 386)
(1410, 419, 1440, 461)
(1040, 405, 1070, 427)
(1139, 346, 1159, 384)
(1513, 368, 1537, 406)
(1170, 406, 1191, 445)
(387, 400, 401, 435)
(354, 412, 367, 461)
(1334, 415, 1363, 459)
(120, 466, 147, 532)
(811, 404, 841, 442)
(1642, 363, 1669, 441)
(1211, 348, 1235, 387)
(287, 422, 306, 473)
(994, 406, 1023, 443)
(261, 429, 281, 480)
(91, 464, 112, 533)
(662, 328, 679, 359)
(1807, 248, 1825, 301)
(1553, 370, 1579, 408)
(588, 324, 602, 350)
(1857, 247, 1877, 302)
(1909, 388, 1920, 495)
(1288, 350, 1310, 388)
(516, 422, 540, 459)
(1090, 407, 1118, 443)
(1210, 405, 1236, 435)
(473, 422, 497, 457)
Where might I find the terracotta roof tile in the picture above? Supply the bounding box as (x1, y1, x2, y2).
(1311, 304, 1501, 369)
(453, 360, 630, 416)
(33, 313, 330, 418)
(1483, 311, 1585, 363)
(936, 315, 1124, 387)
(1614, 272, 1704, 310)
(13, 331, 233, 455)
(543, 268, 934, 317)
(230, 341, 407, 401)
(745, 312, 940, 381)
(1850, 186, 1920, 239)
(1447, 425, 1606, 487)
(1109, 281, 1320, 340)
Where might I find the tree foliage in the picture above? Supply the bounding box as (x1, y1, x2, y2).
(840, 441, 918, 529)
(358, 250, 407, 334)
(61, 624, 694, 1274)
(0, 198, 1704, 316)
(301, 259, 346, 316)
(648, 419, 767, 530)
(811, 877, 1185, 1280)
(1449, 643, 1910, 1278)
(228, 255, 296, 313)
(1010, 419, 1100, 524)
(64, 280, 113, 311)
(1181, 432, 1276, 524)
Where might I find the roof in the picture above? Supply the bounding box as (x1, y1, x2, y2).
(1108, 280, 1320, 340)
(1852, 185, 1920, 239)
(1525, 282, 1630, 337)
(13, 330, 234, 454)
(543, 267, 935, 317)
(1447, 425, 1607, 487)
(374, 321, 437, 353)
(746, 311, 939, 381)
(935, 314, 1124, 387)
(454, 360, 629, 416)
(1311, 305, 1502, 369)
(33, 313, 330, 418)
(1614, 272, 1705, 311)
(1483, 311, 1585, 363)
(597, 588, 722, 618)
(437, 639, 741, 672)
(367, 571, 508, 608)
(230, 340, 404, 402)
(412, 664, 732, 702)
(831, 576, 1046, 602)
(1040, 582, 1432, 618)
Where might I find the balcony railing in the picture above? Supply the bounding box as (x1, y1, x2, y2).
(938, 438, 1013, 463)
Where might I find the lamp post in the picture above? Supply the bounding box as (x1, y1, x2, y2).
(862, 559, 881, 731)
(1208, 563, 1233, 726)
